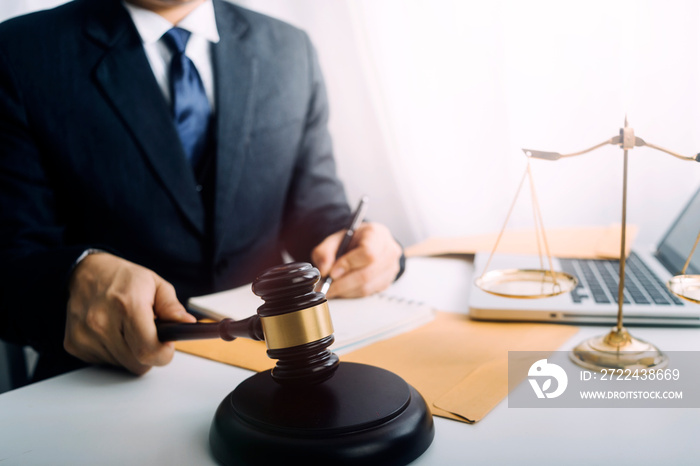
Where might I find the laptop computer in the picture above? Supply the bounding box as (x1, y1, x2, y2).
(468, 185, 700, 326)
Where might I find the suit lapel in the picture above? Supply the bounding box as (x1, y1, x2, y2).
(211, 0, 258, 255)
(85, 0, 205, 236)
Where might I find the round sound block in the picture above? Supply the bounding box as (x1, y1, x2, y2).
(210, 362, 434, 465)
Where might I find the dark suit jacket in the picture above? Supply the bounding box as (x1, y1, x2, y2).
(0, 0, 352, 377)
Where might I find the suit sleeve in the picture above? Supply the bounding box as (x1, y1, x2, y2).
(0, 46, 88, 353)
(280, 34, 353, 262)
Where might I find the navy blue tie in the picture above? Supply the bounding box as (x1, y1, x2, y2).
(163, 27, 211, 169)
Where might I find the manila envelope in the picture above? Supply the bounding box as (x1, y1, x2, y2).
(405, 224, 637, 260)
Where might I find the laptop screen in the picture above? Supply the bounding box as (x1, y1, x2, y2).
(655, 185, 700, 275)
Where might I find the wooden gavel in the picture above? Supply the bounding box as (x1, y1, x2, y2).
(156, 262, 339, 386)
(174, 265, 435, 465)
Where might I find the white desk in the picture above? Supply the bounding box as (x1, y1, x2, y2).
(2, 256, 700, 465)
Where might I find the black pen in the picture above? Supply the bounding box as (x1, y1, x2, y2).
(319, 196, 369, 295)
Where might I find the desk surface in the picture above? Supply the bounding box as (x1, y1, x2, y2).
(2, 256, 700, 465)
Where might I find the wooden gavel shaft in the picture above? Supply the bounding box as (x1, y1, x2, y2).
(156, 315, 264, 342)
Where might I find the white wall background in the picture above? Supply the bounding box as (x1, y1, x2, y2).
(4, 0, 700, 248)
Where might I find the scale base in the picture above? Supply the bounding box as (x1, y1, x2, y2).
(210, 362, 434, 465)
(570, 327, 668, 371)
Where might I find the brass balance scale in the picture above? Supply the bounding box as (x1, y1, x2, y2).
(475, 117, 700, 371)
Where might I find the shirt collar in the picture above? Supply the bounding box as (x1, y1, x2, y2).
(122, 1, 220, 45)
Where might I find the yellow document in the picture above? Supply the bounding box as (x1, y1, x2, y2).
(341, 312, 577, 423)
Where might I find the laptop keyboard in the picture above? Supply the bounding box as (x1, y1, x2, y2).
(559, 252, 684, 306)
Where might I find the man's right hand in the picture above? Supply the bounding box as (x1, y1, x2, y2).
(65, 252, 195, 375)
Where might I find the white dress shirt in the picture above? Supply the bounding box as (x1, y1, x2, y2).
(122, 0, 220, 110)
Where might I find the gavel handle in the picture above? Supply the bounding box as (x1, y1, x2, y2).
(156, 315, 264, 342)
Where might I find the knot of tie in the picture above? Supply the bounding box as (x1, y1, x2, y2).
(163, 27, 191, 55)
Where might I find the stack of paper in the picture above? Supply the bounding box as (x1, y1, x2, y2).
(187, 285, 435, 354)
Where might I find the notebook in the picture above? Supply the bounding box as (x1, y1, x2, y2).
(469, 185, 700, 326)
(187, 285, 435, 354)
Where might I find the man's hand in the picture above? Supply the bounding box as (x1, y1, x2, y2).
(312, 222, 403, 298)
(65, 252, 195, 375)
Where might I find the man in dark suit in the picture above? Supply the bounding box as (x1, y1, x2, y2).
(0, 0, 404, 380)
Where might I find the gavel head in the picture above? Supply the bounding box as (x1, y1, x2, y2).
(252, 262, 339, 386)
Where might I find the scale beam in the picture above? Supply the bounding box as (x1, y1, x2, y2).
(523, 126, 700, 163)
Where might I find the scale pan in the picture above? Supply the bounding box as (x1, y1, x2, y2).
(475, 269, 578, 299)
(667, 275, 700, 304)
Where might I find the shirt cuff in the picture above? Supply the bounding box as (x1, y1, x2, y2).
(72, 248, 107, 270)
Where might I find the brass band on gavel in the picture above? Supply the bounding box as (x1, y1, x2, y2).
(260, 302, 334, 350)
